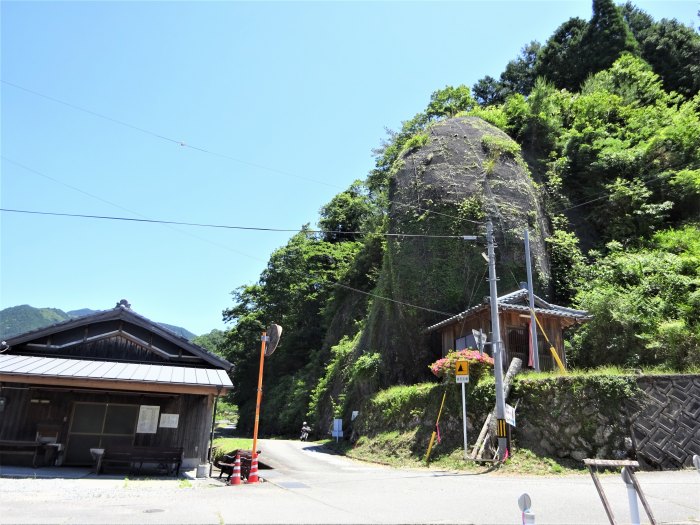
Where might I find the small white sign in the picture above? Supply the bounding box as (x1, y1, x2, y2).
(159, 413, 179, 428)
(332, 418, 343, 438)
(136, 405, 160, 434)
(456, 375, 470, 384)
(505, 404, 516, 427)
(351, 411, 359, 421)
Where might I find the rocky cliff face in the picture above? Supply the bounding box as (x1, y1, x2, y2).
(359, 116, 551, 385)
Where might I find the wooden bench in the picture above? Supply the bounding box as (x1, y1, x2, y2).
(98, 446, 183, 476)
(0, 440, 55, 468)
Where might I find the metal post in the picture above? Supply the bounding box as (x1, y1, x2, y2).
(461, 382, 468, 459)
(524, 229, 540, 371)
(622, 467, 641, 525)
(486, 220, 507, 460)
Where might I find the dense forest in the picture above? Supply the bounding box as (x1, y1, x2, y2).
(206, 0, 699, 436)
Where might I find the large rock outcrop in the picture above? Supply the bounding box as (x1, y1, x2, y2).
(360, 116, 551, 385)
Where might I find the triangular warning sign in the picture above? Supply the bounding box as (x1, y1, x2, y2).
(455, 360, 469, 375)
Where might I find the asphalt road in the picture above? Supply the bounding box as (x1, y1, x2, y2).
(0, 439, 698, 524)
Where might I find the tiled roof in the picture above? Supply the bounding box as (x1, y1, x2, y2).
(424, 290, 590, 333)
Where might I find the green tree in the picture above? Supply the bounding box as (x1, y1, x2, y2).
(193, 329, 227, 357)
(472, 75, 504, 106)
(500, 41, 541, 96)
(622, 3, 700, 98)
(579, 0, 639, 78)
(535, 17, 588, 91)
(591, 178, 673, 244)
(571, 227, 700, 370)
(318, 181, 373, 242)
(221, 229, 363, 434)
(426, 85, 475, 120)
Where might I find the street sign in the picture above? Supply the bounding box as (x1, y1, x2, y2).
(455, 359, 469, 383)
(455, 360, 469, 375)
(505, 403, 516, 427)
(472, 329, 487, 353)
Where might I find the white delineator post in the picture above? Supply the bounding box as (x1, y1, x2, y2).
(622, 467, 641, 525)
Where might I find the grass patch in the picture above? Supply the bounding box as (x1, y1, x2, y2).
(178, 479, 193, 488)
(212, 437, 254, 462)
(320, 433, 582, 475)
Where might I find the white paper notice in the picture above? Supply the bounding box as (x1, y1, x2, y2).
(136, 405, 160, 433)
(159, 413, 179, 428)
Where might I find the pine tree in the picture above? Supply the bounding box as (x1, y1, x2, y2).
(579, 0, 639, 78)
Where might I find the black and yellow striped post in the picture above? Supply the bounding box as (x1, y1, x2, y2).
(496, 418, 508, 439)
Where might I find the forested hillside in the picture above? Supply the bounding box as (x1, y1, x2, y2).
(221, 0, 700, 436)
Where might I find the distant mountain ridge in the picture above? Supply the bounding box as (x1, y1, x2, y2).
(0, 304, 196, 341)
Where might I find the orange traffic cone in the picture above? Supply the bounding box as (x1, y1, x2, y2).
(229, 454, 242, 486)
(247, 453, 259, 483)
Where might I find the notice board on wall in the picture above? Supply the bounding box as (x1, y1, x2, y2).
(137, 405, 160, 433)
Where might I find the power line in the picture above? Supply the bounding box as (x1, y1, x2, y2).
(0, 207, 476, 240)
(0, 157, 264, 262)
(2, 80, 483, 226)
(331, 282, 456, 317)
(0, 79, 338, 190)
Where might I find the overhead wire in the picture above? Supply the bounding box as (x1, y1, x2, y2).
(2, 79, 483, 226)
(0, 207, 474, 239)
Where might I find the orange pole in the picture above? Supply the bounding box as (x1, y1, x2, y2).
(251, 332, 267, 459)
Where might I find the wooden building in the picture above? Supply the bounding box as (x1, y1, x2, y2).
(0, 301, 233, 469)
(425, 288, 590, 371)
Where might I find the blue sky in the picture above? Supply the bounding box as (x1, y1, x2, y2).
(1, 1, 696, 336)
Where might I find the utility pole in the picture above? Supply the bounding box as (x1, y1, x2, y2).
(524, 229, 540, 372)
(486, 220, 508, 460)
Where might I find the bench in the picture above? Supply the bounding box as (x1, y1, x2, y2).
(0, 440, 57, 468)
(98, 446, 183, 476)
(215, 449, 260, 482)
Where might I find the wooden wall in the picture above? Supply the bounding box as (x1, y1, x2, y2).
(0, 383, 215, 467)
(438, 310, 567, 371)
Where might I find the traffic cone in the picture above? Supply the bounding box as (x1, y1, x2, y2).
(246, 453, 259, 483)
(229, 454, 242, 486)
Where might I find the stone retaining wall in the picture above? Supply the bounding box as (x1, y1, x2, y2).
(512, 374, 700, 469)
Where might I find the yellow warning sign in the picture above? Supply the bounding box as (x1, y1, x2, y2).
(455, 360, 469, 376)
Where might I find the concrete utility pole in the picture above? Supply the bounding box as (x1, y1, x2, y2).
(486, 220, 508, 460)
(524, 229, 540, 372)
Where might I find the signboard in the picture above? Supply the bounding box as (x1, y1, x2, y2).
(455, 359, 469, 383)
(159, 413, 179, 428)
(332, 418, 343, 441)
(136, 405, 160, 434)
(472, 329, 487, 353)
(455, 360, 469, 375)
(505, 404, 516, 427)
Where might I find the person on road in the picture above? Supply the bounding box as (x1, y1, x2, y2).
(300, 421, 312, 441)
